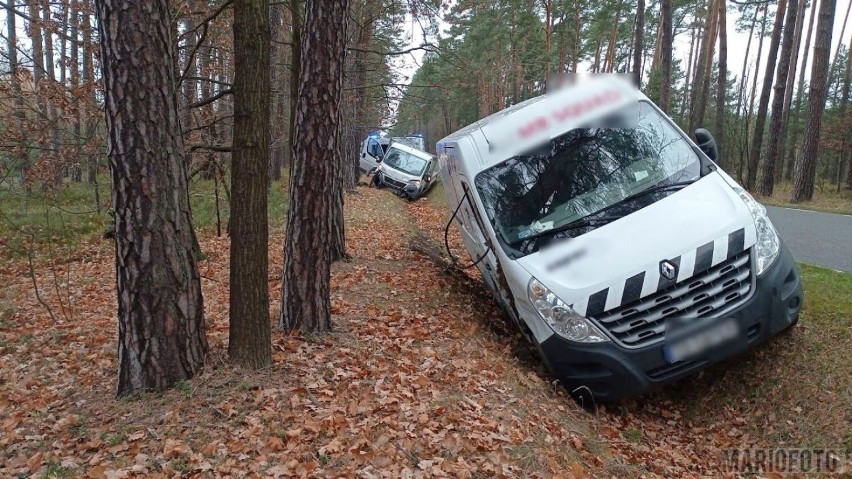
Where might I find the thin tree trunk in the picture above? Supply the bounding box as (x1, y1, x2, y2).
(541, 0, 552, 85)
(777, 0, 808, 182)
(280, 0, 350, 333)
(758, 0, 799, 196)
(59, 1, 68, 85)
(682, 20, 698, 114)
(747, 0, 787, 190)
(786, 0, 818, 181)
(735, 6, 759, 119)
(659, 0, 673, 113)
(287, 0, 302, 172)
(845, 29, 852, 189)
(82, 12, 96, 185)
(28, 1, 46, 116)
(690, 0, 720, 133)
(95, 0, 208, 397)
(229, 0, 272, 369)
(633, 0, 645, 85)
(793, 0, 837, 202)
(715, 0, 727, 164)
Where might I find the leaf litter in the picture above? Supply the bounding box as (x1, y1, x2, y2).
(1, 185, 847, 478)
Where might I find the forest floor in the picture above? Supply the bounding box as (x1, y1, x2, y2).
(1, 182, 850, 478)
(755, 181, 852, 215)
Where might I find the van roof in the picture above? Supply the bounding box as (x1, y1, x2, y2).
(438, 76, 644, 170)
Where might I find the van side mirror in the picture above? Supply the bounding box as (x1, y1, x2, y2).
(694, 128, 719, 162)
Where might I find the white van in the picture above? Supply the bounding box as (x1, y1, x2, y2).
(359, 133, 391, 173)
(436, 78, 804, 401)
(375, 141, 439, 200)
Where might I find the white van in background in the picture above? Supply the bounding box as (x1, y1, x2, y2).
(374, 141, 439, 200)
(436, 77, 804, 401)
(359, 132, 391, 173)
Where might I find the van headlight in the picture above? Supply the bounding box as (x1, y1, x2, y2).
(528, 278, 609, 343)
(734, 188, 779, 275)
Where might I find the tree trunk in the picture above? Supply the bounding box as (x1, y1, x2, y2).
(758, 0, 799, 196)
(541, 0, 552, 86)
(82, 12, 97, 185)
(746, 0, 787, 190)
(229, 0, 272, 369)
(268, 1, 286, 181)
(690, 0, 719, 133)
(786, 0, 818, 181)
(632, 0, 645, 85)
(845, 29, 852, 189)
(41, 1, 55, 81)
(776, 0, 807, 183)
(715, 0, 727, 165)
(792, 0, 837, 202)
(287, 0, 302, 173)
(571, 0, 582, 72)
(839, 31, 851, 189)
(659, 0, 673, 113)
(59, 2, 68, 84)
(28, 1, 46, 117)
(70, 0, 81, 183)
(735, 7, 759, 120)
(681, 20, 699, 117)
(95, 0, 208, 397)
(280, 0, 350, 333)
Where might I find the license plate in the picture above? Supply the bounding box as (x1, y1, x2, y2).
(663, 318, 740, 364)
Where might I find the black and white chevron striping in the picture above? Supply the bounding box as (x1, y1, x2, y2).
(572, 228, 748, 317)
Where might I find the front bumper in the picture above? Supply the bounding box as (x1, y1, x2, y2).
(538, 243, 804, 401)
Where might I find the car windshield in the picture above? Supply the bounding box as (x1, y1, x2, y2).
(383, 147, 429, 176)
(475, 102, 701, 247)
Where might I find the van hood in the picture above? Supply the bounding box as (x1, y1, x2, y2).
(516, 172, 757, 318)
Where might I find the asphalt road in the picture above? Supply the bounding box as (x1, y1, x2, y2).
(766, 206, 852, 273)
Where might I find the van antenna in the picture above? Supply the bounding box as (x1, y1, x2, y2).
(476, 121, 494, 152)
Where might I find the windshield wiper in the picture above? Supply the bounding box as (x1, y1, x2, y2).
(616, 179, 698, 206)
(513, 215, 625, 245)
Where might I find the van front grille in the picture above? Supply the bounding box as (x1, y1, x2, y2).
(591, 249, 753, 348)
(382, 175, 407, 190)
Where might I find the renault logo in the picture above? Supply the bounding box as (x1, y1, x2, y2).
(660, 260, 678, 281)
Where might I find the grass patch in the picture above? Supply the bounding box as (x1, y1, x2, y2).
(755, 181, 852, 215)
(672, 264, 852, 451)
(0, 177, 290, 260)
(0, 180, 108, 259)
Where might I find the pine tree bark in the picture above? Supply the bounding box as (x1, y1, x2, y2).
(95, 0, 208, 397)
(758, 0, 799, 196)
(714, 0, 727, 165)
(632, 0, 645, 85)
(777, 0, 807, 183)
(269, 1, 286, 181)
(658, 0, 673, 113)
(747, 0, 787, 190)
(786, 0, 818, 180)
(280, 0, 350, 333)
(691, 0, 721, 133)
(229, 0, 272, 369)
(287, 0, 302, 171)
(792, 0, 837, 202)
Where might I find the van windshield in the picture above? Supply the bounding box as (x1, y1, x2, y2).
(475, 102, 701, 248)
(383, 147, 429, 177)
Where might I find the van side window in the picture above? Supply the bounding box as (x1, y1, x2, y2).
(368, 141, 382, 158)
